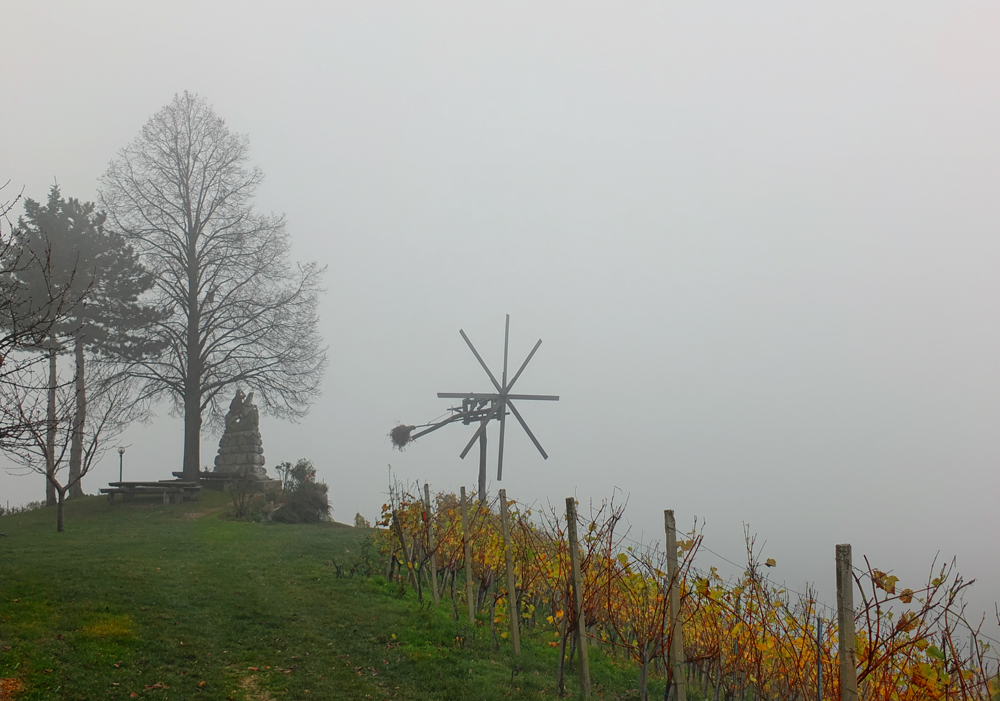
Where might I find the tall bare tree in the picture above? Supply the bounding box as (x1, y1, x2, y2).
(100, 93, 327, 481)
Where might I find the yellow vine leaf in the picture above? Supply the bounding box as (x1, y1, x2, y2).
(873, 570, 899, 594)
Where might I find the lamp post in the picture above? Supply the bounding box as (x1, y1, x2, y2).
(118, 446, 125, 483)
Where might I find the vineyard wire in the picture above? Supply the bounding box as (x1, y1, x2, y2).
(846, 564, 1000, 650)
(615, 524, 1000, 656)
(618, 532, 840, 618)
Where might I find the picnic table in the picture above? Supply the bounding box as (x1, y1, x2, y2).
(99, 481, 202, 505)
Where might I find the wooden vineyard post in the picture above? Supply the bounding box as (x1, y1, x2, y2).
(665, 510, 687, 701)
(836, 544, 859, 701)
(566, 497, 592, 699)
(499, 489, 521, 656)
(461, 486, 476, 625)
(424, 483, 440, 606)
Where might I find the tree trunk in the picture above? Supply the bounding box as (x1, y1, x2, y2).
(56, 487, 66, 532)
(182, 388, 202, 481)
(68, 333, 86, 498)
(182, 329, 201, 481)
(45, 343, 57, 506)
(182, 245, 202, 482)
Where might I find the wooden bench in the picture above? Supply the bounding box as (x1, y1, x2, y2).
(100, 481, 202, 505)
(172, 471, 281, 492)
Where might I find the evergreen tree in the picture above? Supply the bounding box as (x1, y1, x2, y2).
(14, 186, 162, 498)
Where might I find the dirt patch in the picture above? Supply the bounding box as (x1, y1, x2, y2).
(81, 614, 135, 639)
(239, 675, 276, 701)
(0, 678, 24, 700)
(182, 507, 223, 520)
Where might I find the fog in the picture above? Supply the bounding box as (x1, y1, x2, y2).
(2, 2, 999, 634)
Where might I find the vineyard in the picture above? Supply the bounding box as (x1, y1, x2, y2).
(377, 481, 999, 701)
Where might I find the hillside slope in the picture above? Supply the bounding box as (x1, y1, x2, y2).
(0, 494, 637, 701)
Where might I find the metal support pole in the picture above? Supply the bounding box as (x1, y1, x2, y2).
(424, 483, 439, 606)
(566, 497, 591, 699)
(665, 510, 687, 701)
(836, 544, 859, 701)
(817, 615, 823, 701)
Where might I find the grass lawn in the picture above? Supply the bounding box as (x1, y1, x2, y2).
(0, 492, 662, 701)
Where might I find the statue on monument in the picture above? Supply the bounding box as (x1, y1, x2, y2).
(215, 389, 266, 476)
(224, 389, 260, 431)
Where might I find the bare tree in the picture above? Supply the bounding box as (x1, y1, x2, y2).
(1, 357, 141, 531)
(100, 92, 327, 481)
(0, 181, 88, 505)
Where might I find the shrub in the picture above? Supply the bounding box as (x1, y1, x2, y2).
(274, 458, 316, 491)
(354, 512, 371, 528)
(0, 500, 45, 517)
(271, 458, 330, 524)
(227, 470, 279, 521)
(272, 482, 330, 524)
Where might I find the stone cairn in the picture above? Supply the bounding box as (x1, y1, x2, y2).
(214, 389, 266, 477)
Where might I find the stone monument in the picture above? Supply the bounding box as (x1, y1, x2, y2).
(214, 389, 266, 476)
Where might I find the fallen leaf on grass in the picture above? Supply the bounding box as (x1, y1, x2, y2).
(145, 682, 169, 689)
(0, 678, 25, 700)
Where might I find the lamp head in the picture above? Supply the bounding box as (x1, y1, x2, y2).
(118, 446, 125, 456)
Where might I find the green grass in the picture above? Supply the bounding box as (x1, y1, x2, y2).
(0, 493, 666, 700)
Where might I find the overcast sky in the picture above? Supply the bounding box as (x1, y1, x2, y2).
(3, 2, 999, 631)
